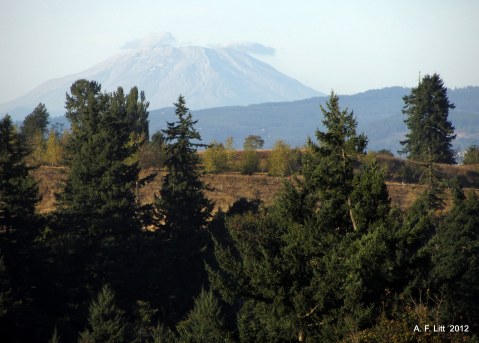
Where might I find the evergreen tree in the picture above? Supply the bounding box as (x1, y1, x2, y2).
(303, 91, 367, 232)
(428, 190, 479, 331)
(0, 115, 39, 232)
(153, 95, 213, 324)
(0, 114, 43, 341)
(154, 95, 213, 237)
(58, 79, 146, 232)
(126, 86, 150, 142)
(21, 103, 50, 142)
(208, 93, 394, 341)
(400, 73, 456, 164)
(350, 156, 391, 232)
(78, 285, 127, 343)
(52, 80, 150, 330)
(394, 191, 437, 296)
(176, 289, 233, 343)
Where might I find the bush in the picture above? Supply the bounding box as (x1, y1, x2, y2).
(203, 141, 229, 173)
(463, 144, 479, 165)
(240, 150, 260, 175)
(268, 140, 300, 176)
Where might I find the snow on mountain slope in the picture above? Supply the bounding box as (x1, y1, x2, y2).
(1, 33, 322, 120)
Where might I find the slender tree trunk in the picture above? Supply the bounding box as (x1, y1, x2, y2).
(348, 197, 358, 231)
(341, 147, 358, 231)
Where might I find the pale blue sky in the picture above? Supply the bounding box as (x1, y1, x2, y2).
(1, 0, 478, 104)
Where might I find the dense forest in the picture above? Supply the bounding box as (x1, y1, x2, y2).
(1, 76, 478, 342)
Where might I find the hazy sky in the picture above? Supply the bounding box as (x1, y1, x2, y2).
(1, 0, 478, 104)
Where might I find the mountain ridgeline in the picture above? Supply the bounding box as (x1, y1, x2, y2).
(147, 85, 479, 153)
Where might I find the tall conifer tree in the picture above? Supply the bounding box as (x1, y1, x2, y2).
(21, 103, 50, 142)
(0, 114, 42, 341)
(0, 115, 39, 232)
(400, 73, 456, 164)
(59, 79, 147, 232)
(54, 80, 150, 320)
(154, 95, 212, 237)
(153, 95, 213, 324)
(208, 93, 394, 341)
(303, 91, 367, 232)
(78, 285, 127, 343)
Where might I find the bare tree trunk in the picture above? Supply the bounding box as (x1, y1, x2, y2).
(348, 196, 359, 231)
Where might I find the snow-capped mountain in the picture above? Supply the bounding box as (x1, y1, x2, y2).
(1, 33, 322, 120)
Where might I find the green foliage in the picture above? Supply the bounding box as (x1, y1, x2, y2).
(0, 114, 43, 341)
(428, 191, 479, 331)
(28, 130, 47, 165)
(78, 285, 127, 343)
(153, 95, 213, 325)
(303, 91, 367, 232)
(176, 289, 232, 343)
(51, 80, 151, 333)
(126, 86, 150, 141)
(239, 135, 263, 175)
(350, 157, 391, 232)
(0, 114, 39, 231)
(239, 150, 260, 175)
(353, 299, 468, 343)
(58, 79, 145, 231)
(268, 140, 299, 176)
(394, 191, 437, 295)
(375, 148, 394, 157)
(21, 102, 50, 142)
(400, 73, 456, 164)
(2, 81, 477, 342)
(203, 140, 229, 174)
(139, 131, 167, 169)
(149, 324, 177, 343)
(154, 95, 213, 235)
(463, 144, 479, 164)
(243, 135, 264, 150)
(208, 93, 397, 341)
(131, 300, 178, 343)
(224, 136, 235, 168)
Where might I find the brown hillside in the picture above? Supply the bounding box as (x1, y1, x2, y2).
(32, 165, 479, 214)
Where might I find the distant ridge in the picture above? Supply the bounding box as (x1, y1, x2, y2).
(147, 86, 479, 153)
(0, 33, 322, 120)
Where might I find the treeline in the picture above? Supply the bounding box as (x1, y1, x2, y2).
(17, 106, 302, 177)
(0, 76, 478, 342)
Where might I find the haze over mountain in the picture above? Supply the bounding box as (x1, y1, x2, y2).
(0, 33, 322, 120)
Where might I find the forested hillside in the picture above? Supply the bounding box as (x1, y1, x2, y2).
(1, 79, 478, 342)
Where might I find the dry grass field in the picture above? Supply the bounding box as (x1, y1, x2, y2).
(32, 164, 479, 214)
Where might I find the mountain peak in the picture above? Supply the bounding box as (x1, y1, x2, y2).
(121, 32, 178, 51)
(1, 34, 323, 120)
